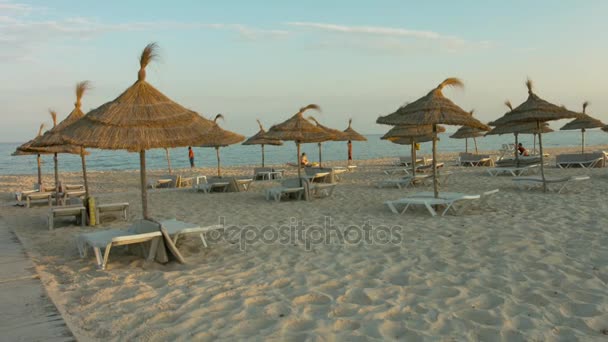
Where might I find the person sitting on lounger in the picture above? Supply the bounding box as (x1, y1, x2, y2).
(301, 153, 312, 167)
(517, 143, 529, 156)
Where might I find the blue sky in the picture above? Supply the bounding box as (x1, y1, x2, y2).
(1, 0, 607, 142)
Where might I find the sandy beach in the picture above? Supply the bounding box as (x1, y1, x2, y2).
(2, 145, 608, 341)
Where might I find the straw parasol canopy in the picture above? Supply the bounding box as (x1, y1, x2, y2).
(56, 43, 217, 219)
(486, 121, 553, 136)
(31, 82, 93, 199)
(308, 116, 346, 167)
(12, 123, 83, 186)
(199, 114, 246, 177)
(450, 110, 490, 154)
(560, 102, 605, 153)
(242, 119, 283, 167)
(341, 119, 367, 166)
(376, 78, 487, 197)
(488, 80, 582, 192)
(266, 104, 334, 180)
(382, 125, 446, 175)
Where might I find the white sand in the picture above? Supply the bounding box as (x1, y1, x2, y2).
(1, 145, 608, 341)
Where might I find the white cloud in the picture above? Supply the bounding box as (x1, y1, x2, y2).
(0, 1, 288, 62)
(286, 21, 490, 53)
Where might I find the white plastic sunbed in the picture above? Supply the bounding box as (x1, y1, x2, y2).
(376, 174, 431, 189)
(265, 178, 306, 201)
(77, 220, 163, 270)
(384, 193, 480, 216)
(512, 175, 590, 194)
(486, 164, 539, 177)
(161, 218, 223, 248)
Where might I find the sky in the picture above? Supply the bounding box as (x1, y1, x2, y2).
(1, 0, 607, 142)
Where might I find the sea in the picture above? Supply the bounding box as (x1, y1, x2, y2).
(1, 131, 606, 175)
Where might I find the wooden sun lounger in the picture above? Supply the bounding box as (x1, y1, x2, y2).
(512, 175, 590, 194)
(48, 205, 86, 230)
(26, 192, 52, 208)
(60, 190, 86, 206)
(95, 202, 129, 224)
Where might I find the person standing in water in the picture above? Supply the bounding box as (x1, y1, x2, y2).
(188, 146, 195, 168)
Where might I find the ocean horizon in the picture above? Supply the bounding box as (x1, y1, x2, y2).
(3, 131, 606, 175)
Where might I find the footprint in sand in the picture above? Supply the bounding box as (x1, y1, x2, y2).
(378, 321, 423, 341)
(281, 318, 316, 333)
(455, 309, 501, 326)
(328, 305, 358, 318)
(559, 302, 600, 317)
(230, 318, 275, 336)
(244, 296, 273, 307)
(271, 278, 291, 289)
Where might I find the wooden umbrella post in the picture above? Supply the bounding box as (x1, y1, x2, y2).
(53, 152, 59, 205)
(318, 142, 322, 167)
(80, 147, 89, 199)
(296, 142, 302, 185)
(537, 121, 547, 192)
(165, 148, 172, 174)
(432, 124, 439, 199)
(411, 138, 416, 176)
(465, 138, 468, 154)
(140, 150, 149, 220)
(581, 128, 585, 154)
(515, 133, 520, 168)
(474, 137, 478, 154)
(36, 154, 42, 187)
(216, 147, 221, 178)
(261, 144, 265, 167)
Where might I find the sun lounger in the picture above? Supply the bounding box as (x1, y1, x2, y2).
(48, 205, 86, 230)
(309, 183, 337, 198)
(235, 178, 253, 191)
(63, 184, 84, 191)
(415, 162, 445, 173)
(77, 219, 164, 270)
(265, 178, 307, 202)
(556, 153, 605, 169)
(161, 218, 223, 248)
(395, 156, 425, 166)
(95, 202, 129, 224)
(458, 154, 494, 167)
(401, 189, 499, 214)
(198, 182, 230, 193)
(60, 190, 86, 206)
(14, 189, 39, 203)
(376, 174, 431, 189)
(384, 193, 481, 216)
(512, 175, 590, 194)
(383, 167, 411, 175)
(486, 164, 539, 177)
(25, 192, 52, 208)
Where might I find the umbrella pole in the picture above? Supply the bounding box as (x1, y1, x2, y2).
(537, 122, 546, 193)
(533, 134, 537, 154)
(411, 138, 416, 176)
(53, 152, 59, 205)
(515, 134, 520, 168)
(474, 137, 478, 154)
(80, 147, 89, 200)
(165, 148, 172, 174)
(139, 150, 149, 220)
(216, 147, 221, 178)
(296, 142, 302, 185)
(432, 124, 438, 199)
(36, 154, 42, 187)
(318, 143, 322, 168)
(581, 129, 585, 154)
(261, 144, 265, 167)
(465, 138, 468, 154)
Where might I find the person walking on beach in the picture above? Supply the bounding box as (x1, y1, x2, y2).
(188, 146, 195, 168)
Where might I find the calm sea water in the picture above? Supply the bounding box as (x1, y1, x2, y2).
(1, 131, 606, 175)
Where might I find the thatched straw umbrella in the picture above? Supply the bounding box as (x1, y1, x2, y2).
(376, 78, 488, 198)
(307, 117, 346, 167)
(12, 123, 83, 187)
(341, 119, 367, 166)
(265, 104, 334, 181)
(31, 82, 92, 198)
(242, 120, 283, 167)
(382, 125, 446, 176)
(489, 80, 581, 191)
(450, 111, 489, 154)
(486, 119, 553, 167)
(55, 43, 217, 219)
(199, 114, 246, 177)
(560, 102, 605, 154)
